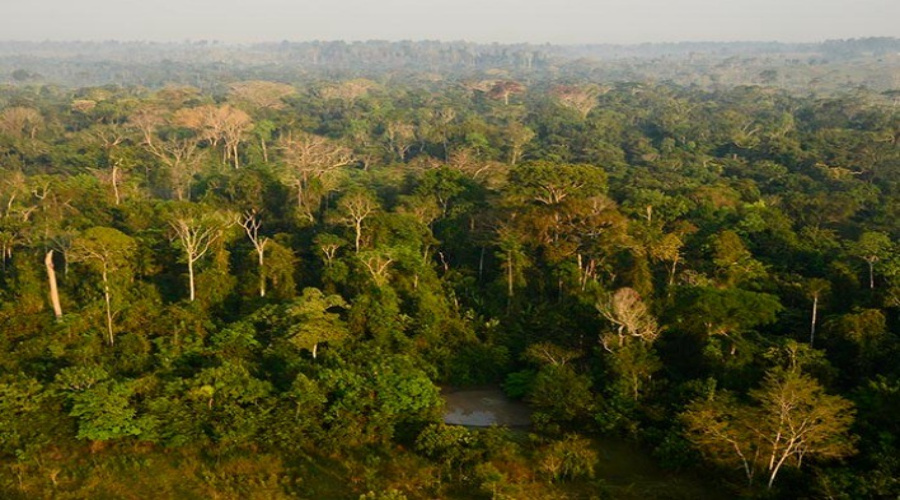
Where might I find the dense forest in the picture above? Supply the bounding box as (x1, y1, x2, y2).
(0, 40, 899, 498)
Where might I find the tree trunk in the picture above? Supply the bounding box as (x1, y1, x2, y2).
(102, 267, 114, 346)
(768, 448, 793, 490)
(45, 250, 63, 319)
(296, 181, 304, 211)
(868, 260, 875, 289)
(111, 165, 121, 205)
(810, 295, 818, 346)
(479, 247, 485, 281)
(258, 250, 266, 297)
(507, 251, 514, 299)
(188, 258, 196, 302)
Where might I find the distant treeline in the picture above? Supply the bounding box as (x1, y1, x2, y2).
(1, 38, 898, 91)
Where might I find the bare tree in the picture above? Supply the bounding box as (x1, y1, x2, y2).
(88, 123, 130, 205)
(131, 107, 206, 200)
(279, 132, 354, 222)
(334, 189, 379, 253)
(173, 105, 252, 168)
(598, 287, 660, 351)
(0, 106, 43, 140)
(551, 84, 609, 119)
(238, 211, 270, 297)
(169, 210, 229, 302)
(228, 80, 295, 111)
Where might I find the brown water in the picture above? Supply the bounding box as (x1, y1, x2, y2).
(442, 387, 531, 427)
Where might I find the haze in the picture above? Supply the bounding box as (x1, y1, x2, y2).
(3, 0, 898, 44)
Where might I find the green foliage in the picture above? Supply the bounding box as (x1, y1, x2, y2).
(527, 365, 593, 431)
(285, 287, 349, 359)
(0, 64, 898, 498)
(537, 435, 598, 482)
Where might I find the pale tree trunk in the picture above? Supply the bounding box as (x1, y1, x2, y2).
(258, 250, 266, 297)
(111, 165, 121, 205)
(768, 446, 793, 490)
(188, 258, 195, 302)
(868, 260, 875, 289)
(102, 266, 114, 346)
(239, 212, 269, 298)
(810, 295, 819, 346)
(669, 257, 679, 286)
(45, 250, 63, 319)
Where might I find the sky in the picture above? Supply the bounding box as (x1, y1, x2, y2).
(2, 0, 898, 45)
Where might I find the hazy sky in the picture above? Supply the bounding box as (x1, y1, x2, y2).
(3, 0, 898, 44)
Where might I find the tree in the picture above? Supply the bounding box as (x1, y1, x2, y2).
(68, 380, 144, 442)
(683, 367, 856, 489)
(711, 230, 767, 287)
(285, 288, 349, 359)
(278, 132, 354, 222)
(538, 435, 598, 482)
(488, 80, 525, 106)
(503, 121, 534, 165)
(174, 104, 252, 169)
(227, 80, 295, 111)
(551, 84, 608, 119)
(88, 122, 131, 205)
(383, 120, 416, 161)
(597, 287, 662, 401)
(333, 188, 379, 253)
(509, 162, 607, 206)
(169, 208, 229, 302)
(804, 278, 831, 347)
(0, 106, 43, 141)
(677, 287, 782, 344)
(597, 287, 660, 350)
(71, 227, 137, 346)
(848, 231, 893, 289)
(238, 210, 270, 297)
(131, 106, 207, 200)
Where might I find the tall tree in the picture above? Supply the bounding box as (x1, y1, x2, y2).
(804, 278, 831, 347)
(848, 231, 893, 289)
(333, 188, 379, 254)
(285, 287, 349, 360)
(238, 210, 270, 298)
(683, 365, 856, 489)
(278, 132, 354, 222)
(169, 208, 229, 302)
(71, 227, 137, 346)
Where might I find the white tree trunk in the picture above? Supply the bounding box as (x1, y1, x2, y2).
(45, 250, 63, 319)
(188, 258, 196, 302)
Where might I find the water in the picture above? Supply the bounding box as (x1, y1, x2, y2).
(442, 387, 531, 427)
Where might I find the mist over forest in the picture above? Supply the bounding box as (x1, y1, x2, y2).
(3, 38, 899, 92)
